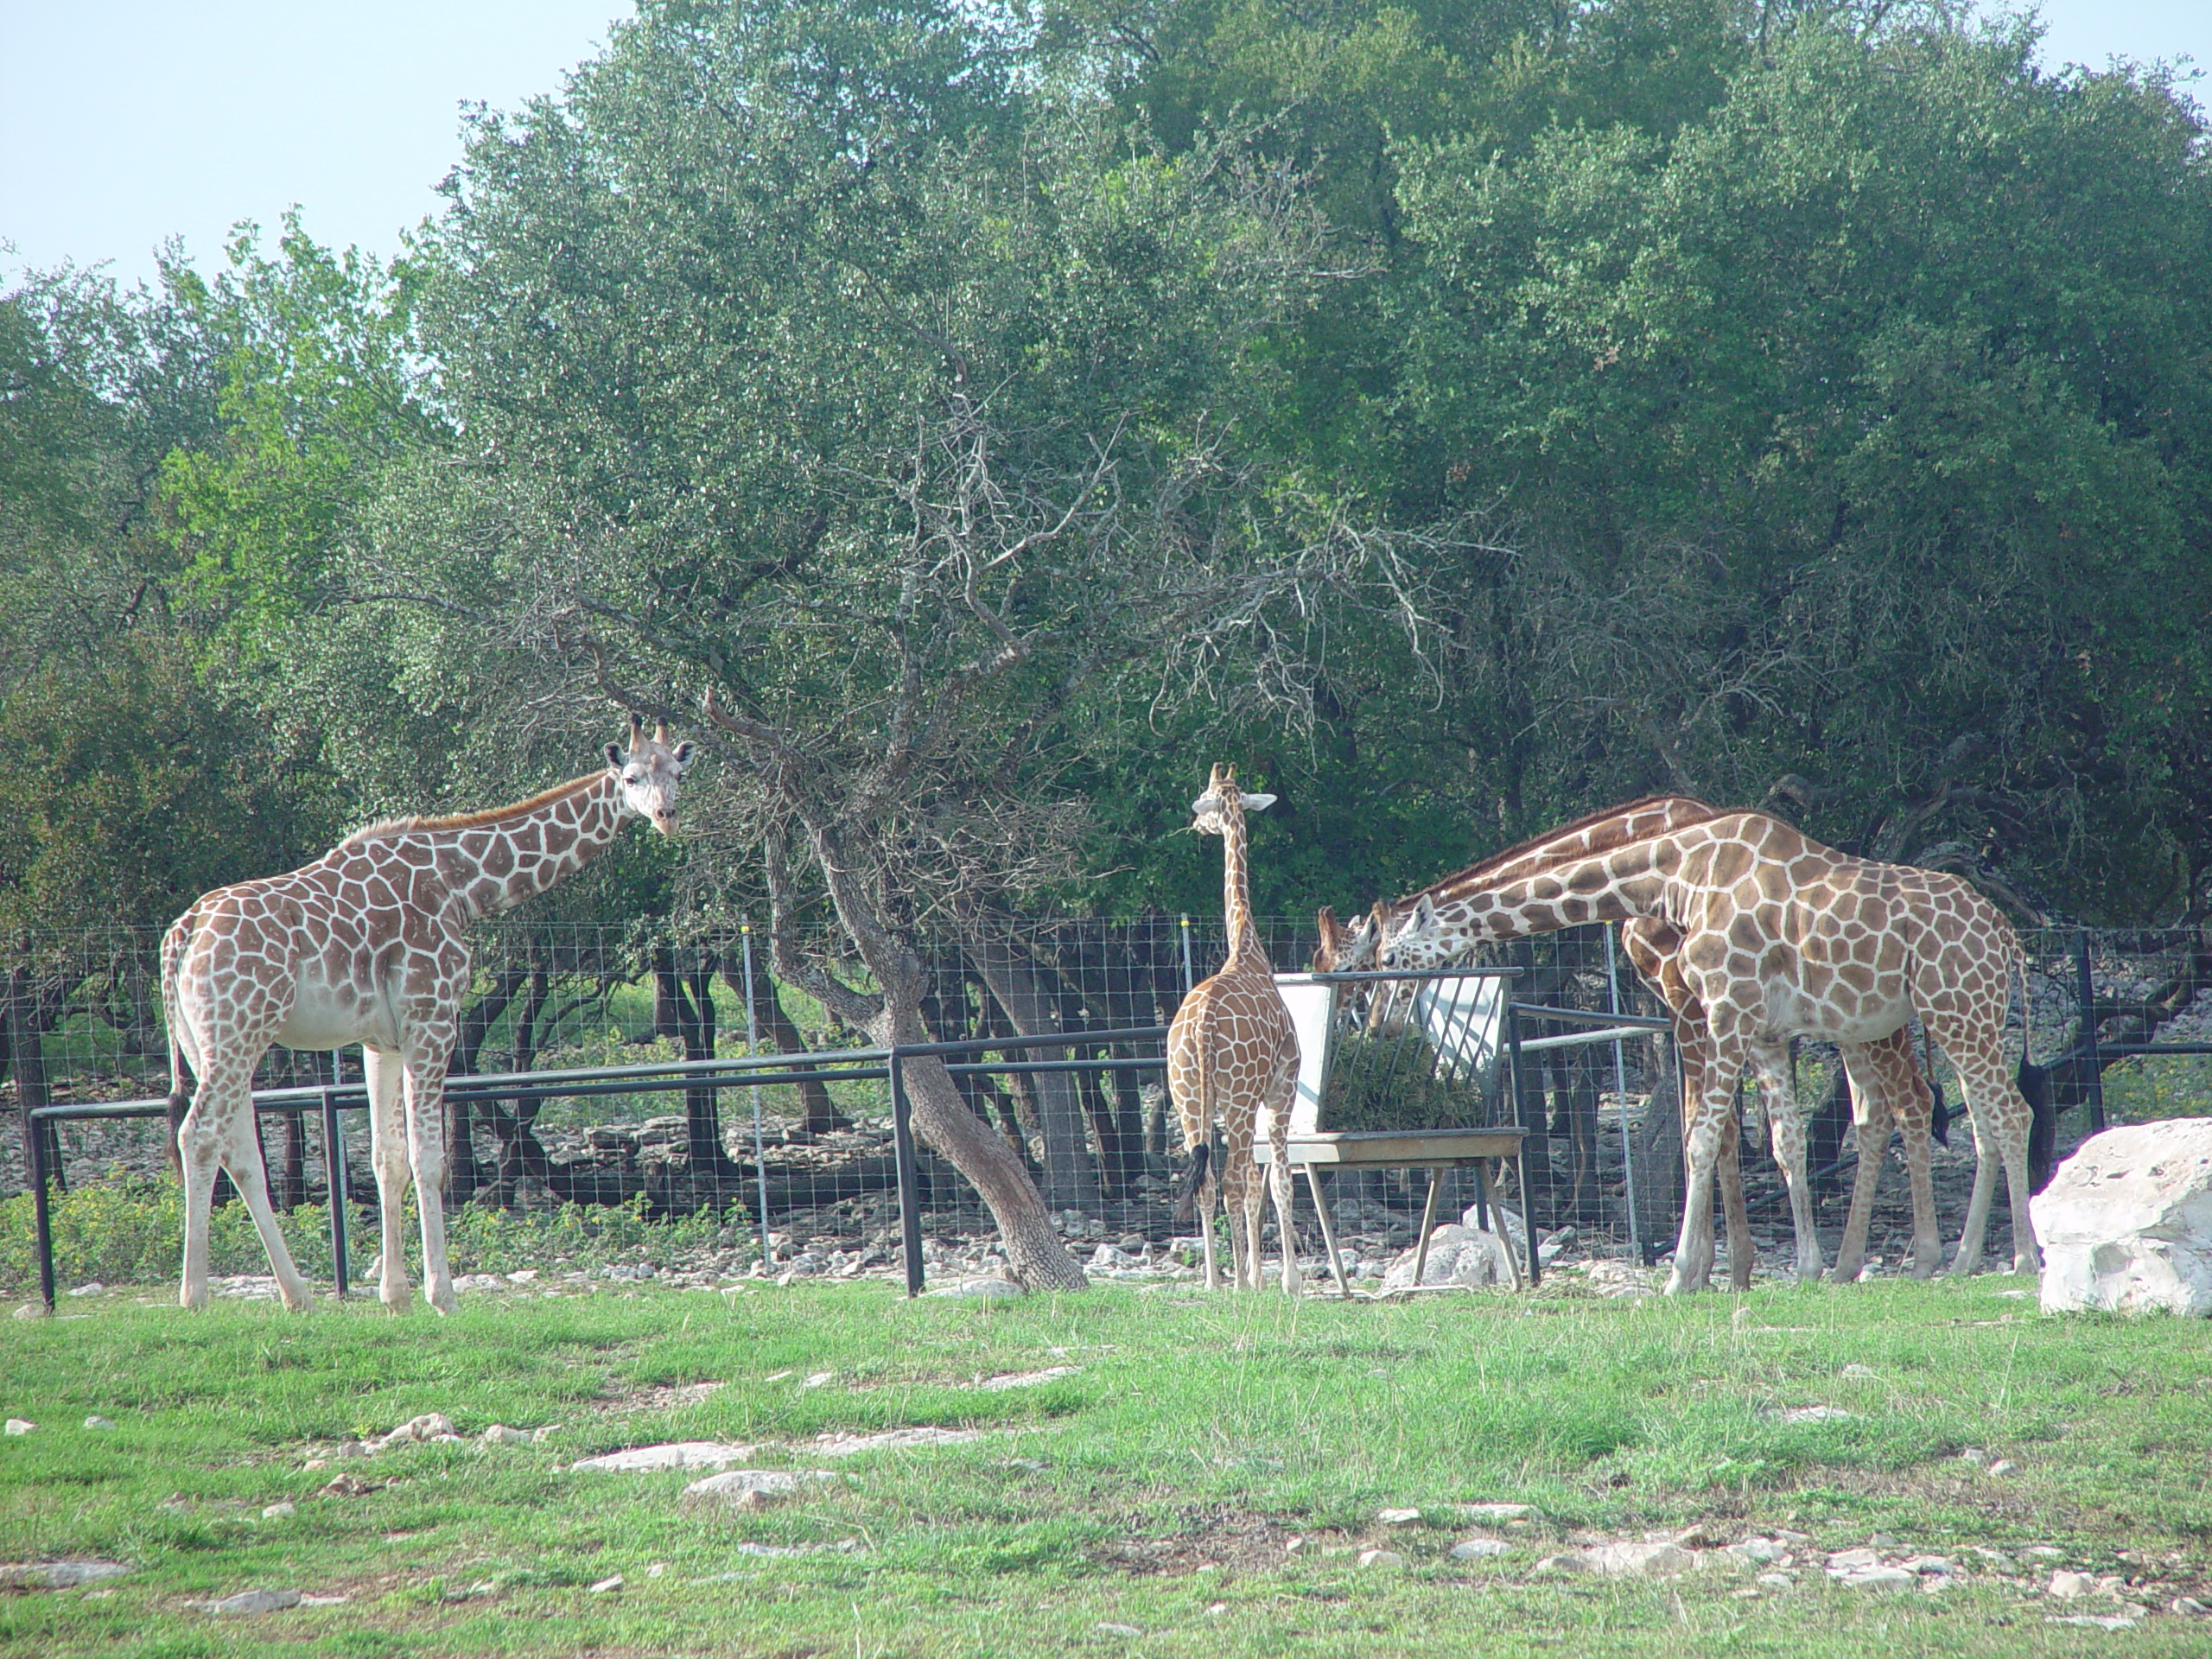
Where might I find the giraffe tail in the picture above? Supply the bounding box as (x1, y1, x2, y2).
(1170, 1141, 1211, 1224)
(2001, 930, 2059, 1190)
(159, 921, 192, 1178)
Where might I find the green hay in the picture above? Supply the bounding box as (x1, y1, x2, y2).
(1313, 1030, 1489, 1133)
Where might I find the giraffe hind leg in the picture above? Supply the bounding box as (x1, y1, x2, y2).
(217, 1109, 315, 1312)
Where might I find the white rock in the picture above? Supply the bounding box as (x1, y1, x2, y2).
(1971, 1547, 2018, 1573)
(1095, 1624, 1142, 1638)
(2050, 1570, 2094, 1599)
(2047, 1615, 2139, 1631)
(1534, 1552, 1596, 1575)
(811, 1427, 982, 1457)
(1382, 1225, 1517, 1291)
(2172, 1596, 2209, 1616)
(1755, 1572, 1796, 1591)
(682, 1469, 837, 1504)
(376, 1413, 456, 1446)
(1452, 1502, 1531, 1521)
(67, 1283, 104, 1297)
(1458, 1202, 1529, 1253)
(1826, 1548, 1883, 1570)
(977, 1367, 1079, 1391)
(261, 1502, 296, 1519)
(567, 1441, 760, 1473)
(1776, 1406, 1856, 1424)
(84, 1416, 114, 1430)
(506, 1269, 539, 1284)
(1840, 1363, 1878, 1379)
(2032, 1119, 2212, 1316)
(1451, 1538, 1510, 1560)
(480, 1425, 533, 1446)
(3, 1420, 35, 1436)
(1377, 1507, 1424, 1527)
(588, 1574, 624, 1594)
(1586, 1542, 1694, 1578)
(1357, 1548, 1405, 1568)
(1987, 1459, 2018, 1476)
(206, 1587, 302, 1614)
(0, 1560, 132, 1590)
(1725, 1540, 1786, 1565)
(452, 1274, 507, 1293)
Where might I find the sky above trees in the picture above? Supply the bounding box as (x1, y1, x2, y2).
(2, 0, 2206, 290)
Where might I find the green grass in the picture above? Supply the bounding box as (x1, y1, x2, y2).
(4, 1277, 2210, 1656)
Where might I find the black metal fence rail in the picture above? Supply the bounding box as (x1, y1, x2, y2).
(21, 1026, 1178, 1313)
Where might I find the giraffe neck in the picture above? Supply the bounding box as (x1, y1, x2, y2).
(1417, 836, 1676, 952)
(1409, 796, 1719, 914)
(364, 770, 631, 921)
(1220, 804, 1266, 969)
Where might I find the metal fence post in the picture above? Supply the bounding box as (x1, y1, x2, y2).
(740, 920, 772, 1265)
(26, 1104, 56, 1313)
(2075, 930, 2107, 1133)
(321, 1051, 349, 1301)
(1179, 913, 1195, 996)
(1502, 998, 1540, 1287)
(1605, 923, 1640, 1259)
(888, 1046, 925, 1296)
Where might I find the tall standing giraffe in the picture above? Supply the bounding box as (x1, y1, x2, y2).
(1372, 812, 2038, 1292)
(162, 716, 693, 1313)
(1313, 797, 1942, 1287)
(1166, 765, 1301, 1293)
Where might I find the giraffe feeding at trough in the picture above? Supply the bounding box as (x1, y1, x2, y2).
(1166, 765, 1301, 1293)
(161, 716, 693, 1313)
(1312, 794, 1942, 1287)
(1369, 809, 2040, 1293)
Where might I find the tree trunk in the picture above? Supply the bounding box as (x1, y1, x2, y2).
(449, 966, 528, 1201)
(872, 986, 1086, 1291)
(965, 935, 1099, 1214)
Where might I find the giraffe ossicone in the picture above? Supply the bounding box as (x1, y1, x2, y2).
(162, 715, 694, 1314)
(1166, 763, 1301, 1293)
(1370, 809, 2040, 1292)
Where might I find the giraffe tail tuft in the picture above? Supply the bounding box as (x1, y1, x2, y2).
(1170, 1141, 1211, 1226)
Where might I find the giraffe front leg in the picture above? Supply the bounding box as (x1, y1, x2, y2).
(1751, 1048, 1822, 1285)
(1952, 1049, 2042, 1276)
(1948, 1112, 1999, 1277)
(364, 1047, 415, 1311)
(175, 1090, 231, 1311)
(1265, 1085, 1301, 1297)
(1667, 1057, 1745, 1296)
(1718, 1107, 1751, 1292)
(404, 1055, 458, 1314)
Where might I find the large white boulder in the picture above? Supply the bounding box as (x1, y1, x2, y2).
(2032, 1119, 2212, 1316)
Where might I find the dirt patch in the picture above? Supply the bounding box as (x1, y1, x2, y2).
(1084, 1506, 1336, 1577)
(594, 1379, 728, 1417)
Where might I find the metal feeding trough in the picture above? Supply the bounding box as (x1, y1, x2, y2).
(1259, 967, 1535, 1295)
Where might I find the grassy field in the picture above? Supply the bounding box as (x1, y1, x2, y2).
(3, 1274, 2209, 1658)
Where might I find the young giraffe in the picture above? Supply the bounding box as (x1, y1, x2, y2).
(1313, 797, 1942, 1287)
(1373, 812, 2039, 1292)
(162, 716, 693, 1313)
(1166, 765, 1301, 1293)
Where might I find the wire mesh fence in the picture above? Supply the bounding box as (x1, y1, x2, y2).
(7, 918, 2212, 1283)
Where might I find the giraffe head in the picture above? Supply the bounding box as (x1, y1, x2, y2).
(1189, 763, 1274, 837)
(604, 714, 696, 836)
(1376, 893, 1463, 970)
(1312, 901, 1387, 972)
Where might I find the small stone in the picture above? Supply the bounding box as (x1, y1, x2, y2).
(206, 1587, 302, 1614)
(506, 1269, 539, 1284)
(1777, 1406, 1856, 1424)
(2047, 1615, 2139, 1631)
(1535, 1552, 1596, 1575)
(1987, 1459, 2018, 1476)
(588, 1574, 623, 1594)
(1827, 1548, 1882, 1571)
(2171, 1596, 2209, 1616)
(3, 1420, 35, 1436)
(0, 1560, 132, 1590)
(1095, 1625, 1142, 1638)
(83, 1416, 114, 1430)
(1451, 1538, 1510, 1560)
(1840, 1363, 1877, 1379)
(1900, 1555, 1956, 1576)
(1672, 1523, 1726, 1549)
(2023, 1546, 2068, 1560)
(567, 1441, 760, 1473)
(1972, 1547, 2018, 1573)
(1867, 1531, 1899, 1548)
(1284, 1537, 1304, 1554)
(1452, 1502, 1531, 1521)
(1725, 1539, 1785, 1565)
(320, 1473, 370, 1497)
(1357, 1549, 1405, 1568)
(480, 1425, 533, 1446)
(646, 1562, 667, 1578)
(802, 1371, 835, 1389)
(261, 1502, 296, 1519)
(1960, 1446, 1989, 1465)
(67, 1282, 104, 1297)
(1756, 1573, 1796, 1591)
(977, 1367, 1080, 1391)
(12, 1304, 48, 1320)
(2050, 1570, 2094, 1599)
(376, 1412, 456, 1446)
(1377, 1507, 1423, 1527)
(683, 1469, 838, 1504)
(302, 1459, 328, 1472)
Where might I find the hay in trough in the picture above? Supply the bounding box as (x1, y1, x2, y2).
(1314, 1031, 1488, 1134)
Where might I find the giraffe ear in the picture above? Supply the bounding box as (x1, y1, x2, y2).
(1239, 791, 1276, 813)
(671, 741, 695, 772)
(606, 743, 626, 772)
(1411, 894, 1438, 930)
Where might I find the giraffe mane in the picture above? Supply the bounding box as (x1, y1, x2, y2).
(1401, 793, 1732, 908)
(343, 772, 606, 843)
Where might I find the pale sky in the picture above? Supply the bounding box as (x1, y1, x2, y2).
(1, 1, 2206, 294)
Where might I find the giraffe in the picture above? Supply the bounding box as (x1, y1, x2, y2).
(1166, 765, 1301, 1293)
(1311, 795, 1940, 1286)
(1370, 811, 2039, 1292)
(161, 716, 694, 1313)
